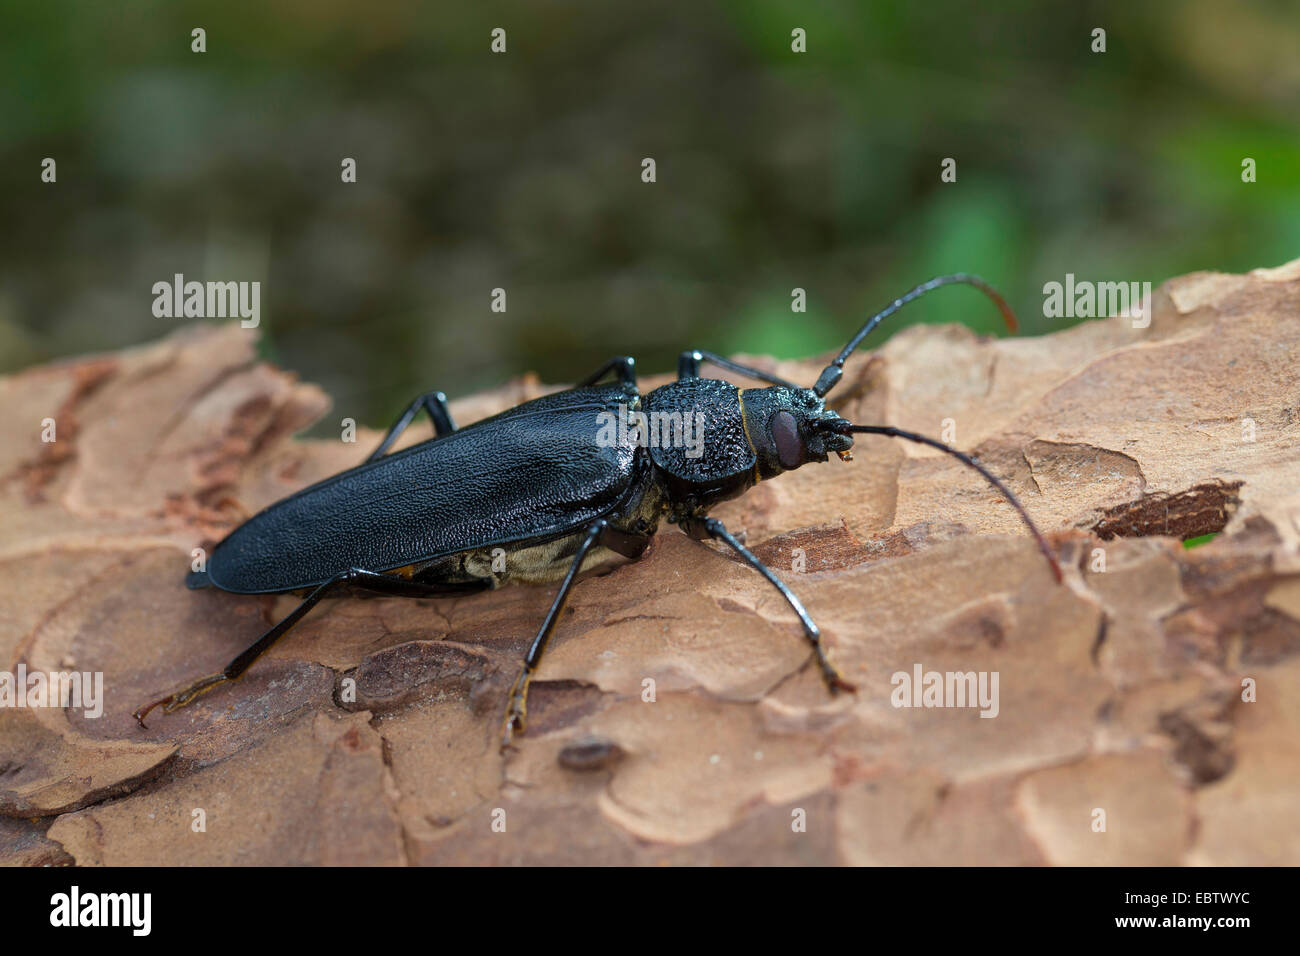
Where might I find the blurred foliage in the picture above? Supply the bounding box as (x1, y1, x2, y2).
(2, 0, 1298, 429)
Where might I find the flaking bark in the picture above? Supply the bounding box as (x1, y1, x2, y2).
(2, 261, 1298, 865)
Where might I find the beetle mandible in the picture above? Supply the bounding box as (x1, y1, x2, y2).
(135, 274, 1063, 749)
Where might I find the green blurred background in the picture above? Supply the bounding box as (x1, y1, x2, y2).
(3, 0, 1298, 430)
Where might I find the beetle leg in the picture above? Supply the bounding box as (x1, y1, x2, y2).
(676, 349, 802, 390)
(134, 569, 485, 729)
(501, 518, 612, 750)
(577, 356, 637, 387)
(597, 523, 652, 560)
(686, 516, 857, 695)
(368, 390, 457, 461)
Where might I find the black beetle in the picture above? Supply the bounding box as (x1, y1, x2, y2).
(135, 274, 1062, 748)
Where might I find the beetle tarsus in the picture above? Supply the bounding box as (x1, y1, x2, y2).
(133, 672, 229, 729)
(132, 696, 172, 730)
(819, 659, 858, 695)
(815, 646, 858, 694)
(500, 668, 531, 751)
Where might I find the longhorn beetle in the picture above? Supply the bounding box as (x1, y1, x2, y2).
(136, 274, 1063, 749)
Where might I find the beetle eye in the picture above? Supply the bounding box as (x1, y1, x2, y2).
(771, 410, 806, 469)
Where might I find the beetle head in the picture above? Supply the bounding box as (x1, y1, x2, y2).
(742, 386, 854, 480)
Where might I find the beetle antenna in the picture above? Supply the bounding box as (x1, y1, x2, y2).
(812, 274, 1018, 397)
(827, 422, 1062, 583)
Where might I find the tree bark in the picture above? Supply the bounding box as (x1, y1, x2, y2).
(2, 261, 1298, 865)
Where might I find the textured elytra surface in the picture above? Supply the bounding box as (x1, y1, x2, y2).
(1, 262, 1298, 865)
